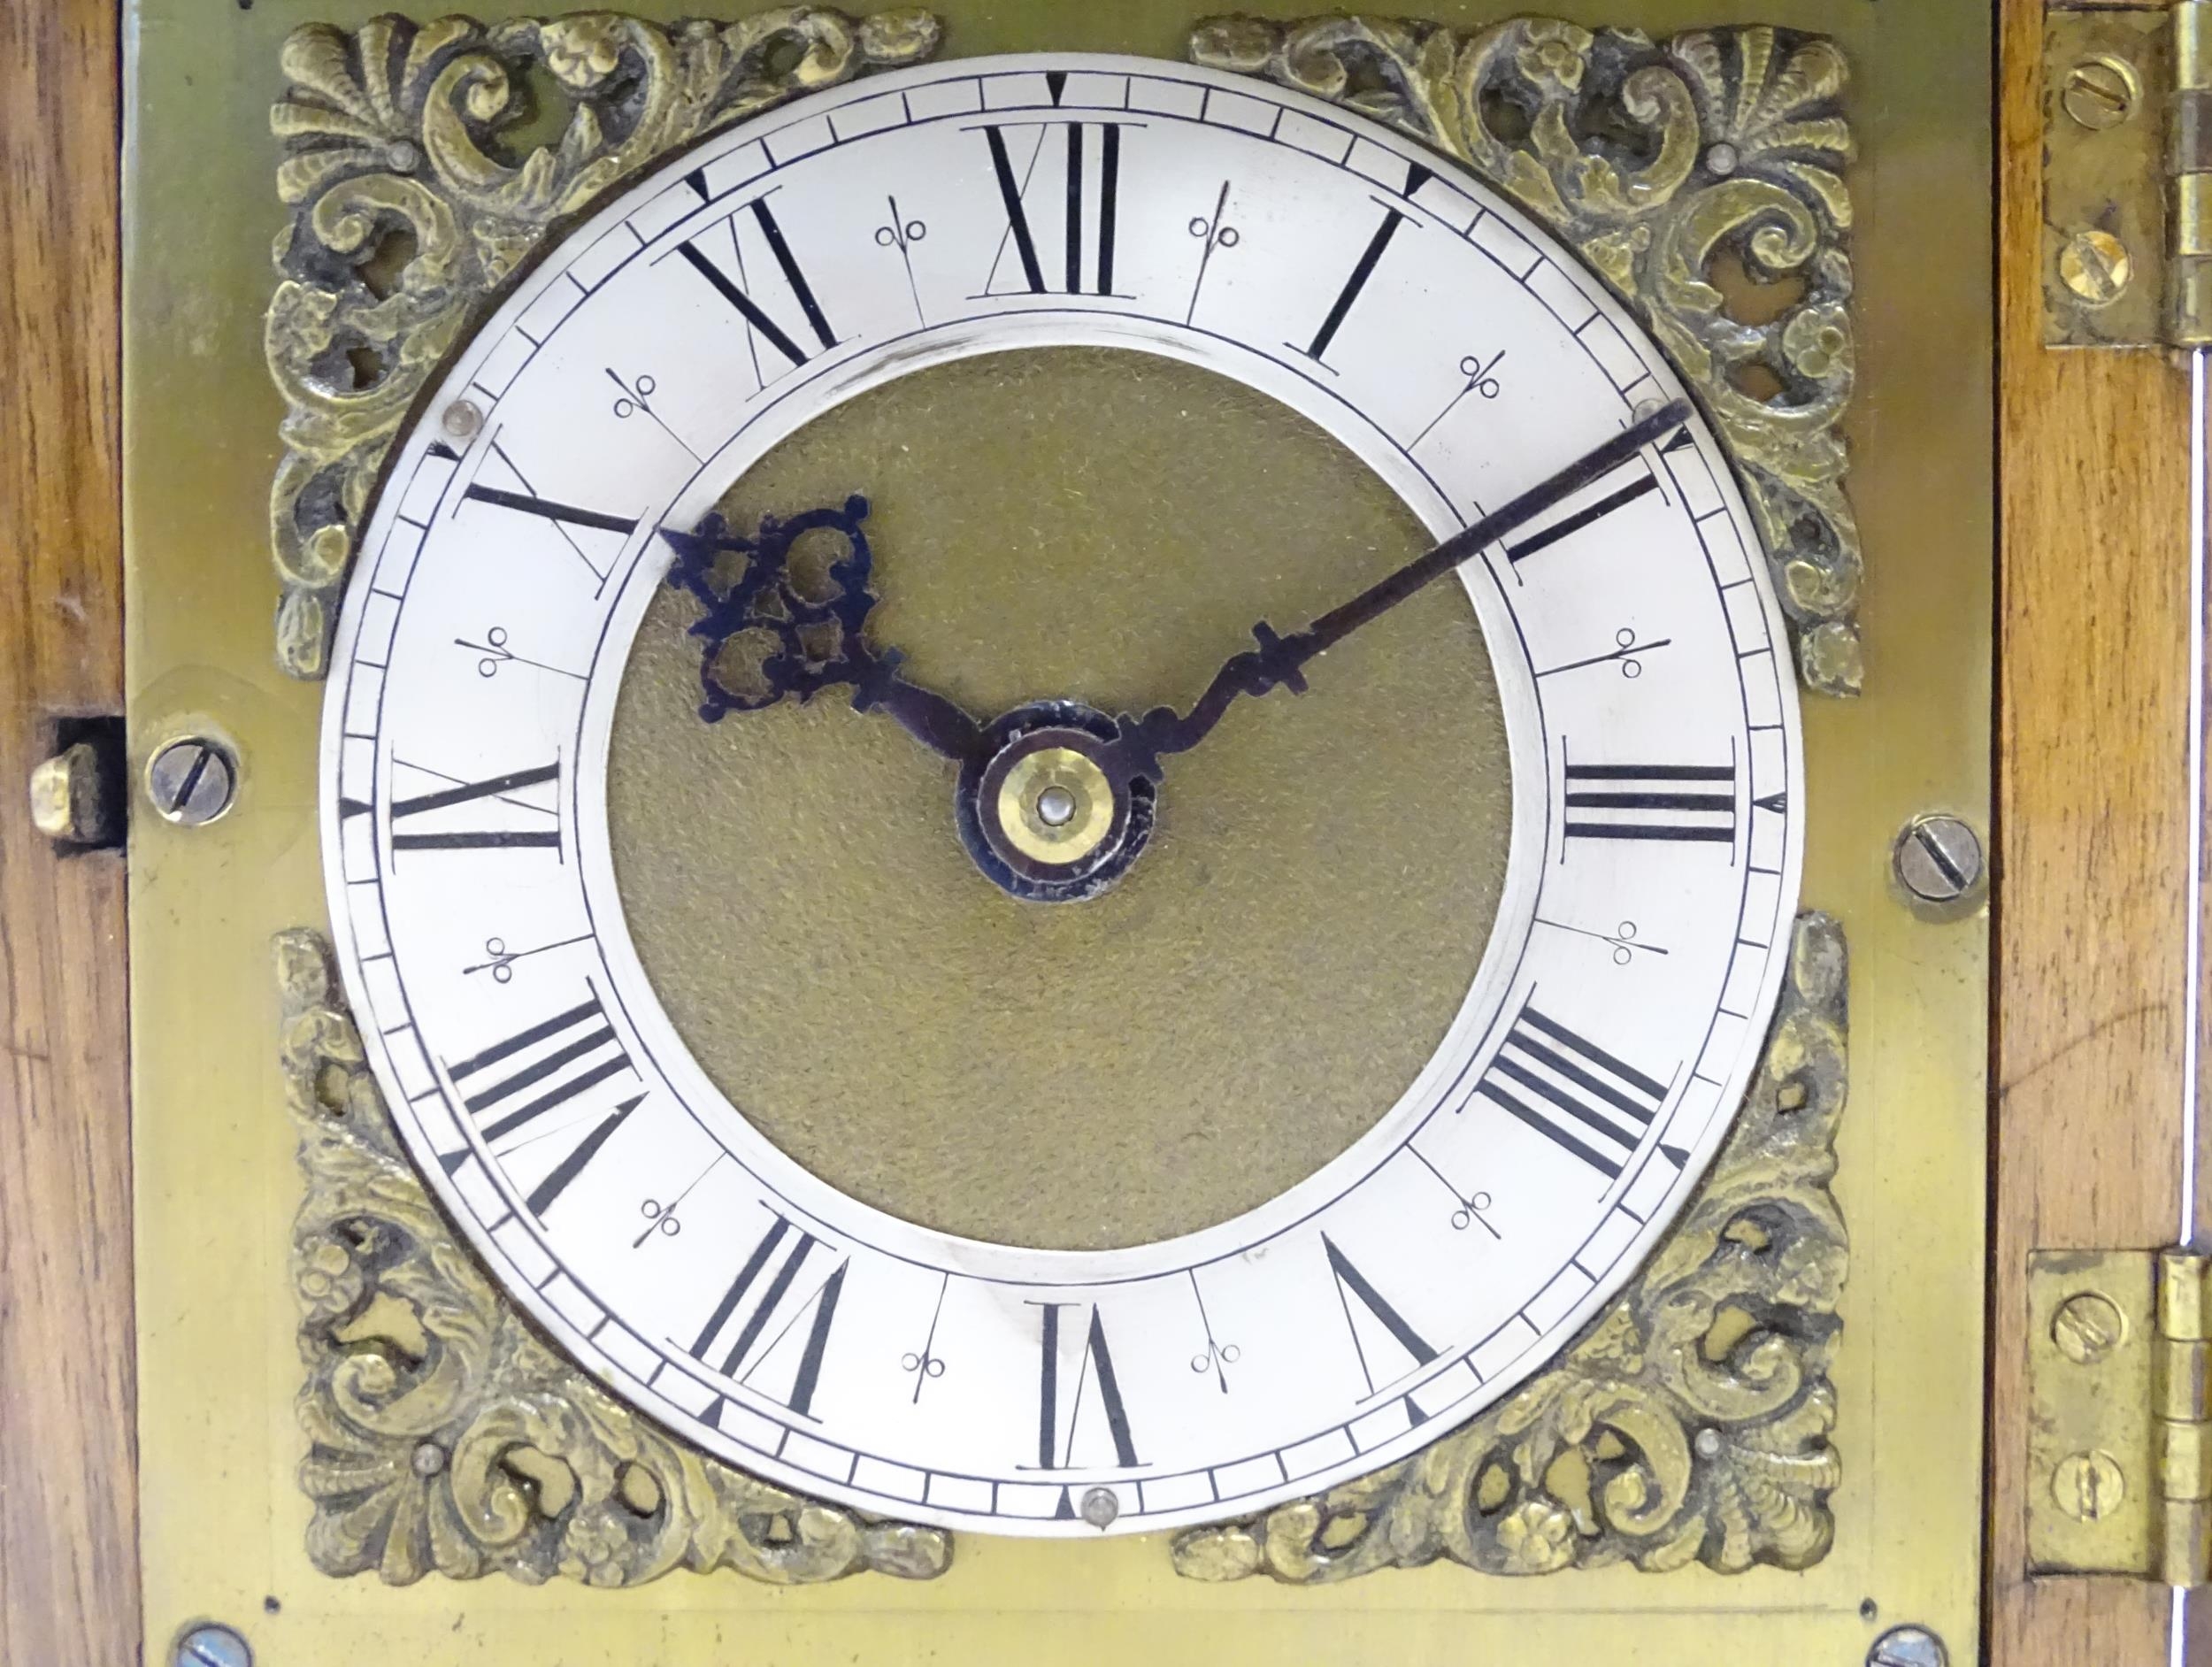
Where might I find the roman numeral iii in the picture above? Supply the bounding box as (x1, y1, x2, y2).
(1472, 1003, 1671, 1179)
(1561, 754, 1736, 846)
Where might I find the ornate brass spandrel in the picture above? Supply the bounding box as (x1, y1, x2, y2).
(264, 7, 944, 680)
(1192, 15, 1862, 697)
(274, 926, 953, 1586)
(1172, 910, 1847, 1583)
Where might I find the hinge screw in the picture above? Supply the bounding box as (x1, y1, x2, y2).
(2052, 1290, 2126, 1364)
(1867, 1625, 1948, 1667)
(2051, 1448, 2127, 1520)
(2061, 55, 2139, 129)
(2059, 228, 2134, 306)
(173, 1623, 252, 1667)
(145, 736, 238, 828)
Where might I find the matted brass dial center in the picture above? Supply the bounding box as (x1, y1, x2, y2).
(995, 744, 1114, 864)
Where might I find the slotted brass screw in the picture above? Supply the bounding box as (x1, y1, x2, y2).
(2062, 56, 2139, 129)
(2060, 228, 2134, 306)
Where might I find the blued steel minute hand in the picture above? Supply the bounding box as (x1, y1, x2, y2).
(1098, 399, 1694, 785)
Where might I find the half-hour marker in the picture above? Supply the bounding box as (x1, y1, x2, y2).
(634, 1154, 724, 1248)
(1186, 1271, 1240, 1393)
(1406, 1147, 1502, 1239)
(1534, 916, 1670, 964)
(389, 759, 561, 853)
(874, 195, 930, 324)
(456, 625, 586, 681)
(1409, 348, 1507, 448)
(1300, 203, 1411, 363)
(1323, 1235, 1438, 1397)
(461, 931, 594, 983)
(1537, 626, 1672, 680)
(902, 1272, 951, 1402)
(1561, 752, 1737, 846)
(1184, 179, 1240, 324)
(1471, 1002, 1671, 1179)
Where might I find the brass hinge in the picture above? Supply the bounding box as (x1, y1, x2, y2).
(2027, 1249, 2212, 1580)
(2045, 0, 2212, 348)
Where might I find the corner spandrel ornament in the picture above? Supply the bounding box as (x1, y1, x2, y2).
(276, 926, 954, 1586)
(1193, 14, 1863, 695)
(1171, 910, 1846, 1581)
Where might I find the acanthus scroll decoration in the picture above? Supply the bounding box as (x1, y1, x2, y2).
(265, 7, 943, 679)
(1192, 15, 1863, 695)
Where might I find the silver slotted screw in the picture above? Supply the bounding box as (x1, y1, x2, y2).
(174, 1624, 252, 1667)
(145, 736, 239, 827)
(1893, 813, 1985, 910)
(1867, 1625, 1947, 1667)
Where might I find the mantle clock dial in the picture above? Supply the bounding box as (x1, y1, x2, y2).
(320, 51, 1800, 1535)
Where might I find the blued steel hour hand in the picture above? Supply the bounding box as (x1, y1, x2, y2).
(658, 494, 979, 761)
(1097, 399, 1694, 785)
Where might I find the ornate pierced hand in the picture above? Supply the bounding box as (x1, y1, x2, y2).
(660, 495, 980, 761)
(663, 400, 1691, 902)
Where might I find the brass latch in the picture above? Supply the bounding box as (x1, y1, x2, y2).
(2045, 0, 2212, 347)
(2027, 1249, 2212, 1581)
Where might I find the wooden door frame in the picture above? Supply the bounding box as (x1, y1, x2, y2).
(2, 1, 2204, 1663)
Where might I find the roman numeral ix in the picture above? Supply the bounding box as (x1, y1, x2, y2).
(1472, 1003, 1670, 1179)
(390, 760, 561, 853)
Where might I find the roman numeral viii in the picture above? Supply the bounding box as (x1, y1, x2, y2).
(445, 989, 635, 1147)
(1561, 755, 1736, 846)
(1472, 1003, 1670, 1179)
(982, 122, 1124, 296)
(1030, 1302, 1139, 1470)
(685, 1212, 847, 1419)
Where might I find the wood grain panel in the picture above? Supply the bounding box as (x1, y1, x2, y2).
(1993, 0, 2208, 1661)
(0, 3, 137, 1665)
